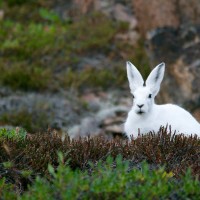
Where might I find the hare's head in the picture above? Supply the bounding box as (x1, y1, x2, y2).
(126, 61, 165, 115)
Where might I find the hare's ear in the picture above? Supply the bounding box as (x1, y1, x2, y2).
(146, 62, 165, 96)
(126, 61, 144, 92)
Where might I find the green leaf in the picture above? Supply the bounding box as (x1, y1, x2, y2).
(48, 164, 56, 177)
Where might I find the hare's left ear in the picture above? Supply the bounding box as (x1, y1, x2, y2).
(146, 62, 165, 96)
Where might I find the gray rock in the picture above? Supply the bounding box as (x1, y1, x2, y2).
(104, 124, 123, 134)
(68, 105, 128, 138)
(0, 10, 4, 20)
(146, 25, 200, 121)
(112, 3, 137, 30)
(68, 117, 101, 138)
(96, 106, 128, 121)
(0, 91, 86, 131)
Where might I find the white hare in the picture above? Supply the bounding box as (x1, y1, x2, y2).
(124, 61, 200, 138)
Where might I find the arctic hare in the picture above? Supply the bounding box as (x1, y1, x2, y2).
(124, 61, 200, 138)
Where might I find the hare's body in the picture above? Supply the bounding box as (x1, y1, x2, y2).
(125, 103, 200, 138)
(124, 61, 200, 138)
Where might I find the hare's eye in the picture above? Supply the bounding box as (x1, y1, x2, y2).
(148, 94, 152, 98)
(132, 95, 135, 99)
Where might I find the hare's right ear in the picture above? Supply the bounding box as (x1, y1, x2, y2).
(126, 61, 144, 93)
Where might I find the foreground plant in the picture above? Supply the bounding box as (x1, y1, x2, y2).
(0, 128, 199, 198)
(1, 154, 198, 199)
(0, 127, 27, 140)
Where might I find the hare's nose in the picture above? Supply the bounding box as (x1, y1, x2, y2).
(137, 104, 144, 108)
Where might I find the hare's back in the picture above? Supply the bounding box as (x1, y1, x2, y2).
(156, 104, 200, 135)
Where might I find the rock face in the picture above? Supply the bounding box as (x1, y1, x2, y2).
(132, 0, 200, 121)
(133, 0, 200, 36)
(178, 0, 200, 25)
(53, 0, 139, 45)
(133, 0, 179, 35)
(146, 25, 200, 121)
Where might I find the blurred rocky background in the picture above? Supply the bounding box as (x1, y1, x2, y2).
(0, 0, 199, 138)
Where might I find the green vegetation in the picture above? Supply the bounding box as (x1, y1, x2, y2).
(0, 8, 128, 91)
(0, 109, 49, 132)
(0, 2, 198, 199)
(0, 127, 26, 140)
(0, 2, 149, 92)
(0, 128, 199, 198)
(24, 156, 199, 200)
(0, 63, 51, 91)
(60, 65, 126, 90)
(115, 39, 150, 79)
(0, 153, 199, 199)
(1, 11, 120, 60)
(6, 0, 31, 7)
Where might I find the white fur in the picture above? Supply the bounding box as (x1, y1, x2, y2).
(124, 61, 200, 138)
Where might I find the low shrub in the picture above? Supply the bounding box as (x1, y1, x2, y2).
(0, 127, 199, 196)
(0, 154, 199, 199)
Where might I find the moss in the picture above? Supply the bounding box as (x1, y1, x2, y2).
(59, 65, 126, 91)
(66, 12, 122, 52)
(131, 39, 151, 79)
(0, 62, 51, 91)
(6, 0, 32, 7)
(0, 110, 49, 132)
(0, 8, 129, 92)
(2, 1, 43, 23)
(115, 39, 151, 79)
(0, 21, 59, 59)
(0, 2, 140, 92)
(2, 8, 126, 50)
(0, 12, 121, 56)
